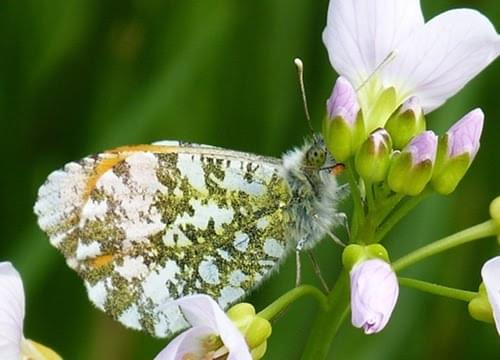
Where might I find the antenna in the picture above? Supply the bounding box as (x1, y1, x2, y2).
(356, 50, 398, 92)
(294, 58, 315, 134)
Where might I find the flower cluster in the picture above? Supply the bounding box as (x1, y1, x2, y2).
(323, 0, 498, 196)
(321, 0, 500, 338)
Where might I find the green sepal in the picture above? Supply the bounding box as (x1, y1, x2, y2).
(387, 152, 433, 196)
(342, 244, 390, 271)
(366, 244, 390, 262)
(245, 317, 272, 349)
(431, 135, 471, 195)
(355, 129, 392, 183)
(342, 244, 366, 271)
(227, 302, 272, 359)
(366, 86, 397, 131)
(489, 197, 500, 229)
(385, 106, 426, 149)
(323, 111, 366, 162)
(468, 284, 494, 324)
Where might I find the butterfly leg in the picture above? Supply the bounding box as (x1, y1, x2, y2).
(313, 214, 346, 247)
(307, 250, 330, 292)
(295, 250, 302, 287)
(333, 212, 350, 239)
(335, 183, 350, 201)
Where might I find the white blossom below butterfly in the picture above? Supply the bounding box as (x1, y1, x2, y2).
(34, 137, 344, 338)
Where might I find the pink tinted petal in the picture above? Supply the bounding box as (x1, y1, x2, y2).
(406, 131, 438, 165)
(176, 295, 251, 360)
(481, 257, 500, 335)
(154, 326, 214, 360)
(447, 109, 484, 158)
(323, 0, 424, 88)
(383, 9, 500, 113)
(350, 259, 399, 334)
(327, 77, 360, 124)
(0, 262, 25, 359)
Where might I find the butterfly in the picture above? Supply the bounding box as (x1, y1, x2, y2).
(34, 136, 344, 337)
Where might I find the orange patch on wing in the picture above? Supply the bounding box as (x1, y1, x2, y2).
(106, 144, 178, 154)
(89, 254, 114, 268)
(83, 144, 178, 200)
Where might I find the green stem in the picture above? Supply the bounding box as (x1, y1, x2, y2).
(374, 191, 427, 243)
(346, 163, 364, 239)
(399, 277, 477, 302)
(257, 285, 328, 321)
(365, 180, 375, 214)
(301, 270, 350, 360)
(393, 220, 499, 272)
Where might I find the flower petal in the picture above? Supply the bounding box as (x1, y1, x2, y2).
(350, 259, 399, 334)
(481, 256, 500, 334)
(0, 262, 25, 359)
(323, 0, 424, 88)
(153, 326, 214, 360)
(176, 295, 251, 360)
(383, 9, 500, 113)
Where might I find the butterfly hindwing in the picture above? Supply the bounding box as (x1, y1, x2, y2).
(35, 142, 293, 337)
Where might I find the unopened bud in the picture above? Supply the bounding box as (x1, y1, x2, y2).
(468, 284, 494, 324)
(323, 77, 365, 161)
(355, 128, 392, 183)
(489, 197, 500, 229)
(387, 131, 437, 196)
(385, 97, 426, 149)
(227, 303, 272, 360)
(432, 109, 484, 195)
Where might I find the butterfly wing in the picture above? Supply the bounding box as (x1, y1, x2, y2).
(34, 142, 293, 337)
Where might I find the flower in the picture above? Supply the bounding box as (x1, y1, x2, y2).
(155, 295, 252, 360)
(350, 259, 399, 334)
(387, 130, 438, 195)
(0, 261, 61, 360)
(481, 256, 500, 334)
(432, 109, 484, 194)
(323, 0, 500, 131)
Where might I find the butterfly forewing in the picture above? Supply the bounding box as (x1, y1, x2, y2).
(35, 142, 293, 337)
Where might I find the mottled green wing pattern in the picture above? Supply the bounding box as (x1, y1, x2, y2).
(35, 142, 293, 337)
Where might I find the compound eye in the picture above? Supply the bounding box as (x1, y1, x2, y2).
(306, 146, 327, 168)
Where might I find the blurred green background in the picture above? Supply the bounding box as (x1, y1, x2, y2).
(0, 0, 498, 359)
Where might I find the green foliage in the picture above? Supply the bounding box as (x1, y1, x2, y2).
(0, 0, 498, 358)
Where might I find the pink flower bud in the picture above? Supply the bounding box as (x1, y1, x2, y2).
(447, 108, 484, 159)
(407, 130, 438, 166)
(326, 76, 360, 125)
(350, 259, 399, 334)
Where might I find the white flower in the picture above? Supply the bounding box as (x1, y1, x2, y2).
(350, 259, 399, 334)
(155, 295, 251, 360)
(0, 261, 61, 360)
(323, 0, 500, 129)
(481, 256, 500, 335)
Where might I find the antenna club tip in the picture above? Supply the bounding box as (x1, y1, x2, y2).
(294, 58, 303, 67)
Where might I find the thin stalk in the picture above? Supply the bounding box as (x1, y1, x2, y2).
(399, 277, 477, 302)
(301, 270, 350, 360)
(346, 162, 364, 239)
(374, 192, 427, 243)
(393, 220, 499, 272)
(257, 285, 328, 321)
